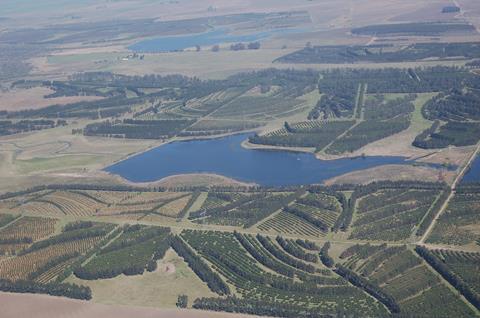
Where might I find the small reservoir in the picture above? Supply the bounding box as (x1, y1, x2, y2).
(105, 133, 419, 186)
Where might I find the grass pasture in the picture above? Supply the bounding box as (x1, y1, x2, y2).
(68, 248, 216, 308)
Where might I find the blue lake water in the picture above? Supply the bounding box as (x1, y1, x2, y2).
(462, 154, 480, 183)
(129, 28, 302, 52)
(106, 133, 419, 186)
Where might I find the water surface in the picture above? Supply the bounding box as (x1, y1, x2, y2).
(461, 154, 480, 183)
(106, 133, 416, 186)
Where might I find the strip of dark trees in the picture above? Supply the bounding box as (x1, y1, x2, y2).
(257, 234, 316, 273)
(332, 192, 353, 232)
(234, 232, 295, 278)
(413, 121, 480, 149)
(193, 296, 334, 318)
(415, 190, 451, 236)
(295, 239, 319, 251)
(170, 236, 230, 295)
(0, 119, 65, 136)
(415, 246, 480, 310)
(176, 295, 188, 308)
(27, 252, 80, 281)
(21, 226, 112, 255)
(319, 242, 334, 268)
(276, 236, 318, 263)
(283, 206, 329, 232)
(0, 279, 91, 300)
(334, 265, 400, 313)
(83, 119, 194, 139)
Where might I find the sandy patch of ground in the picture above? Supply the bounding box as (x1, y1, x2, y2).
(163, 262, 176, 275)
(417, 145, 477, 167)
(0, 87, 102, 111)
(124, 173, 256, 189)
(328, 127, 430, 160)
(324, 164, 456, 186)
(53, 45, 127, 56)
(242, 139, 314, 154)
(0, 292, 264, 318)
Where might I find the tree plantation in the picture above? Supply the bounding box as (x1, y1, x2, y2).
(0, 181, 478, 317)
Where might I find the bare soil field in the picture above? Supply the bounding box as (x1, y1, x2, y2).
(0, 87, 102, 111)
(389, 1, 461, 22)
(38, 49, 468, 83)
(153, 173, 255, 189)
(0, 292, 264, 318)
(324, 164, 456, 186)
(417, 145, 478, 167)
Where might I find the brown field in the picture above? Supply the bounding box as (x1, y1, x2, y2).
(324, 164, 456, 186)
(0, 87, 102, 111)
(0, 292, 264, 318)
(154, 173, 255, 189)
(38, 48, 470, 82)
(0, 236, 102, 281)
(20, 0, 478, 82)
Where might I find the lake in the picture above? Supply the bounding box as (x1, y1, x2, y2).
(462, 153, 480, 183)
(129, 28, 302, 52)
(105, 133, 418, 186)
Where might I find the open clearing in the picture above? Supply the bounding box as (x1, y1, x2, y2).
(67, 248, 216, 308)
(0, 292, 262, 318)
(0, 87, 102, 111)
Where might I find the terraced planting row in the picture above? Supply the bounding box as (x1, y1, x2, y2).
(0, 216, 56, 246)
(416, 246, 480, 311)
(74, 224, 170, 279)
(0, 183, 477, 316)
(431, 249, 480, 301)
(182, 230, 387, 317)
(190, 191, 304, 228)
(338, 243, 475, 317)
(2, 189, 195, 220)
(427, 187, 480, 246)
(0, 221, 115, 282)
(249, 120, 355, 151)
(256, 191, 342, 237)
(257, 211, 326, 237)
(0, 190, 53, 209)
(185, 119, 263, 135)
(212, 96, 303, 120)
(0, 214, 20, 228)
(350, 189, 441, 241)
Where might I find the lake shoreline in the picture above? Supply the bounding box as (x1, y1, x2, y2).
(104, 133, 417, 186)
